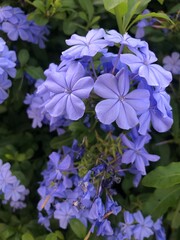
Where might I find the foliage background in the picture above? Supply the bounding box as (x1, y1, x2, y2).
(0, 0, 180, 239)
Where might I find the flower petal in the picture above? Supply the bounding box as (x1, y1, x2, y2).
(65, 94, 85, 120)
(95, 99, 119, 125)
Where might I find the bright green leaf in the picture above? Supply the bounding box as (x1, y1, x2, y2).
(143, 185, 180, 219)
(22, 232, 34, 240)
(103, 0, 126, 12)
(45, 233, 57, 240)
(32, 0, 46, 12)
(69, 219, 87, 239)
(122, 0, 150, 32)
(142, 162, 180, 189)
(157, 0, 164, 4)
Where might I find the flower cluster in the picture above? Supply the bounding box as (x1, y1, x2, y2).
(108, 211, 166, 240)
(0, 37, 16, 104)
(37, 141, 165, 239)
(26, 28, 173, 134)
(24, 78, 71, 133)
(0, 159, 29, 210)
(27, 28, 173, 238)
(0, 6, 49, 48)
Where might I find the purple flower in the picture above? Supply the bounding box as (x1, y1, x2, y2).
(94, 68, 150, 129)
(133, 211, 154, 240)
(0, 73, 12, 103)
(153, 218, 166, 240)
(43, 62, 94, 120)
(121, 133, 160, 175)
(0, 6, 13, 23)
(4, 180, 26, 201)
(0, 164, 16, 192)
(54, 202, 77, 229)
(163, 52, 180, 75)
(2, 19, 29, 41)
(105, 30, 141, 48)
(62, 28, 110, 59)
(119, 211, 135, 239)
(120, 43, 172, 88)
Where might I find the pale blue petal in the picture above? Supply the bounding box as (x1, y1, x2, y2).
(45, 93, 67, 117)
(116, 102, 138, 129)
(94, 73, 119, 98)
(116, 68, 129, 95)
(72, 76, 94, 98)
(125, 89, 150, 112)
(95, 99, 119, 125)
(66, 94, 85, 120)
(66, 62, 85, 88)
(122, 150, 136, 164)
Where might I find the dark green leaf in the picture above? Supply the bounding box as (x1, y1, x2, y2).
(18, 49, 30, 66)
(25, 66, 44, 80)
(143, 185, 180, 219)
(69, 219, 87, 239)
(142, 162, 180, 189)
(78, 0, 94, 20)
(172, 200, 180, 229)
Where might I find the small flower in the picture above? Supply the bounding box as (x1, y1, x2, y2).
(94, 68, 150, 130)
(121, 133, 160, 175)
(133, 211, 154, 240)
(54, 202, 77, 229)
(43, 62, 94, 120)
(62, 28, 110, 59)
(120, 43, 172, 88)
(163, 52, 180, 75)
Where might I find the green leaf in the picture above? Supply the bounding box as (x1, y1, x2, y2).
(142, 162, 180, 189)
(50, 133, 73, 149)
(157, 0, 164, 4)
(69, 219, 87, 239)
(32, 0, 46, 12)
(25, 66, 44, 80)
(45, 231, 64, 240)
(27, 12, 49, 25)
(78, 0, 94, 20)
(172, 200, 180, 229)
(22, 232, 34, 240)
(122, 0, 150, 32)
(127, 11, 174, 31)
(143, 185, 180, 219)
(18, 49, 30, 66)
(168, 3, 180, 14)
(103, 0, 126, 12)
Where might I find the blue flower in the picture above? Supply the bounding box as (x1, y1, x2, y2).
(121, 133, 160, 175)
(54, 202, 77, 229)
(62, 28, 110, 59)
(163, 52, 180, 75)
(43, 62, 94, 120)
(119, 211, 135, 239)
(94, 68, 150, 129)
(120, 42, 172, 88)
(133, 211, 154, 240)
(4, 179, 26, 201)
(105, 30, 141, 48)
